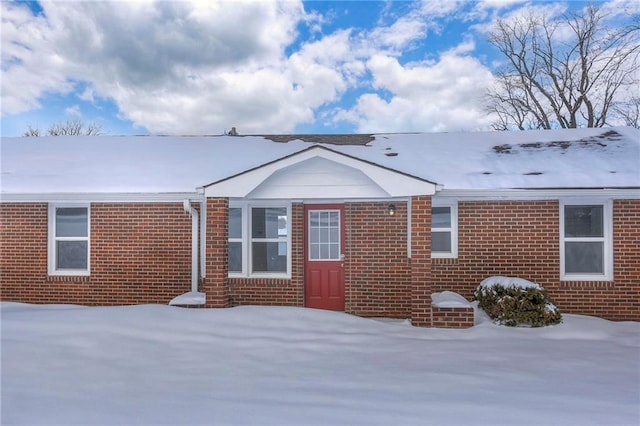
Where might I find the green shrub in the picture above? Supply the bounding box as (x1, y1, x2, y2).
(474, 276, 562, 327)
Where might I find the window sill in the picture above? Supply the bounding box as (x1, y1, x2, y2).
(561, 273, 613, 282)
(559, 280, 614, 289)
(229, 273, 291, 280)
(46, 275, 90, 283)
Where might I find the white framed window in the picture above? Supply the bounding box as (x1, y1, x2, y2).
(431, 201, 458, 258)
(48, 204, 90, 276)
(228, 201, 291, 278)
(560, 200, 612, 281)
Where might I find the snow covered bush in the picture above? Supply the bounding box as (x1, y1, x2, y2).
(474, 276, 562, 327)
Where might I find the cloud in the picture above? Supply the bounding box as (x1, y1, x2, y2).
(0, 3, 73, 114)
(64, 105, 82, 117)
(1, 0, 503, 134)
(334, 41, 496, 133)
(1, 1, 314, 134)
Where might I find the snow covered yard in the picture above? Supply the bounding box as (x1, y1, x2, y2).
(2, 303, 638, 426)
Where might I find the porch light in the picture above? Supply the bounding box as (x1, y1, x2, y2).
(387, 204, 396, 216)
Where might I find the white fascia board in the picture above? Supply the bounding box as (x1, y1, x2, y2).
(205, 146, 436, 198)
(1, 192, 201, 203)
(436, 188, 640, 201)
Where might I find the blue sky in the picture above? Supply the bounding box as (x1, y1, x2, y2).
(1, 1, 636, 136)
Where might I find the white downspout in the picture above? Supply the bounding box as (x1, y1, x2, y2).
(183, 200, 199, 293)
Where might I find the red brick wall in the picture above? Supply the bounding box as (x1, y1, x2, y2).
(411, 196, 433, 326)
(432, 199, 640, 321)
(1, 202, 194, 305)
(203, 198, 230, 308)
(344, 201, 412, 318)
(1, 203, 48, 300)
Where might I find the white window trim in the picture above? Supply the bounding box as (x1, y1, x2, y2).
(431, 200, 458, 259)
(48, 203, 91, 276)
(228, 201, 291, 279)
(560, 199, 613, 281)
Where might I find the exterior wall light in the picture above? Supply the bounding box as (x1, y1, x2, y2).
(388, 204, 396, 216)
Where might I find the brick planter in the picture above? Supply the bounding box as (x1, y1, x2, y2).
(431, 306, 475, 328)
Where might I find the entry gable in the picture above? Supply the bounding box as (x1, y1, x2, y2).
(204, 145, 437, 199)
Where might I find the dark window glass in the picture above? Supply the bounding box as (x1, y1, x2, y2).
(56, 241, 88, 269)
(252, 242, 287, 272)
(565, 242, 604, 274)
(229, 208, 242, 239)
(432, 207, 451, 228)
(252, 208, 286, 238)
(431, 231, 452, 252)
(228, 241, 242, 273)
(56, 208, 88, 237)
(565, 205, 603, 238)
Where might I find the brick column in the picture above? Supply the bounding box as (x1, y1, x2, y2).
(204, 198, 230, 308)
(411, 195, 432, 326)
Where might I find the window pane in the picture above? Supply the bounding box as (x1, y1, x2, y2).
(329, 243, 339, 260)
(329, 228, 338, 243)
(432, 207, 451, 228)
(329, 211, 339, 226)
(319, 211, 329, 227)
(309, 212, 319, 227)
(229, 208, 242, 239)
(565, 242, 604, 274)
(56, 208, 88, 237)
(320, 244, 329, 259)
(229, 241, 242, 273)
(252, 242, 287, 272)
(56, 241, 88, 269)
(431, 231, 452, 253)
(565, 205, 603, 238)
(310, 244, 320, 260)
(252, 208, 287, 238)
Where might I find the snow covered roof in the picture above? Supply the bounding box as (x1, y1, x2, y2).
(1, 127, 638, 198)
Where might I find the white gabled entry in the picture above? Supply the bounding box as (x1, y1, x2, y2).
(204, 145, 437, 199)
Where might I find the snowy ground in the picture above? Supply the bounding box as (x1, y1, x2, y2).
(2, 303, 638, 426)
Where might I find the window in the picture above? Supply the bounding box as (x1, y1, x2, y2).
(228, 207, 243, 273)
(560, 201, 612, 280)
(431, 202, 457, 258)
(308, 210, 340, 260)
(228, 202, 290, 277)
(49, 204, 90, 275)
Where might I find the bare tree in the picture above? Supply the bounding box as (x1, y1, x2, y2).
(23, 119, 103, 137)
(612, 97, 640, 128)
(22, 125, 41, 137)
(486, 5, 639, 130)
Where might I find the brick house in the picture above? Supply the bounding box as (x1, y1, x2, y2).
(1, 127, 639, 326)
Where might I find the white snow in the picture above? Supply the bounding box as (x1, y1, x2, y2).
(431, 290, 472, 308)
(1, 127, 638, 195)
(2, 303, 638, 426)
(168, 291, 205, 306)
(479, 275, 542, 290)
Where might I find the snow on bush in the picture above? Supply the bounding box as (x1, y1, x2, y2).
(474, 276, 562, 327)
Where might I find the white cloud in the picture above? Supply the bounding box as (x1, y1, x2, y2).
(334, 43, 496, 133)
(64, 105, 82, 117)
(1, 1, 315, 134)
(1, 0, 501, 134)
(0, 3, 73, 114)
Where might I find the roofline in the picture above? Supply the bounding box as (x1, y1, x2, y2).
(0, 192, 203, 203)
(436, 187, 640, 200)
(203, 144, 439, 189)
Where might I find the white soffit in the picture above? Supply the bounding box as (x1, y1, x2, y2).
(204, 146, 436, 198)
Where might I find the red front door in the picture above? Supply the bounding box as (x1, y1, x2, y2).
(304, 204, 345, 311)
